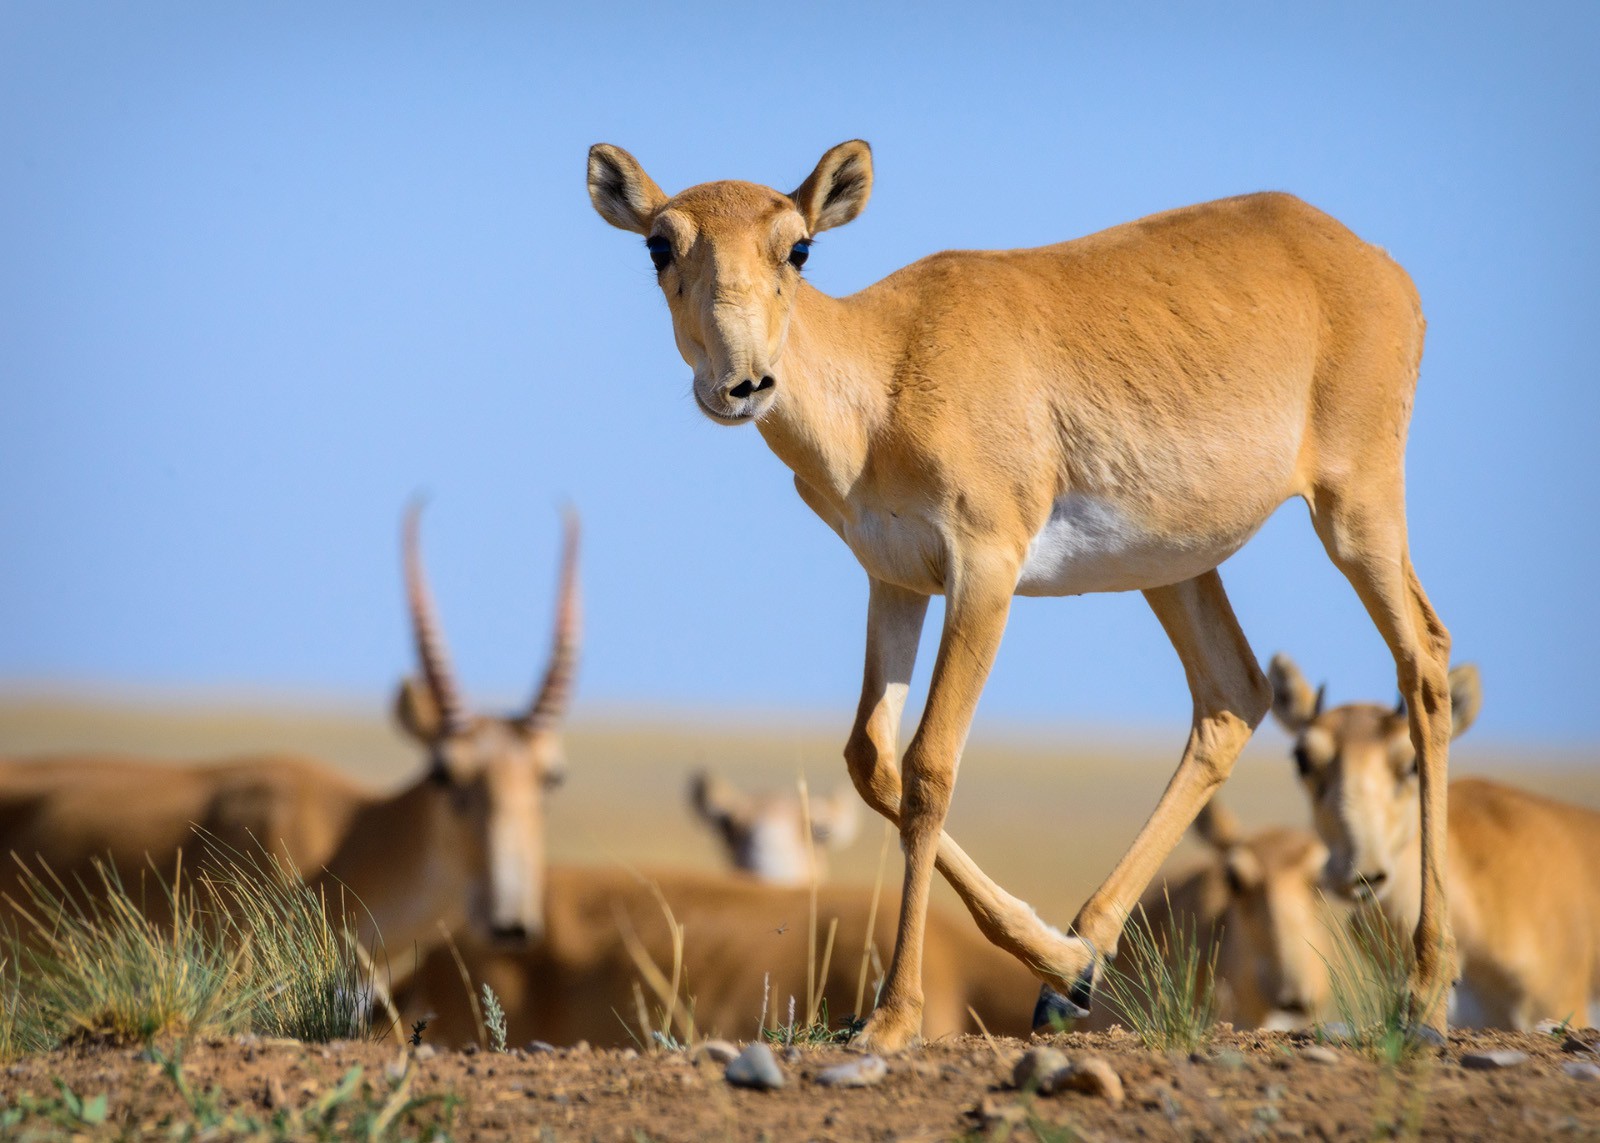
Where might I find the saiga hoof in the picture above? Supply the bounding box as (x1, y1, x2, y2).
(1031, 961, 1097, 1031)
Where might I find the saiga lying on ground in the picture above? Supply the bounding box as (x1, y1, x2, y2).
(1272, 654, 1600, 1029)
(689, 770, 860, 885)
(0, 505, 578, 978)
(398, 866, 1038, 1049)
(586, 140, 1456, 1046)
(1075, 800, 1341, 1032)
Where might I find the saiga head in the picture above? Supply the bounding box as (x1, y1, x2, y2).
(689, 770, 861, 885)
(392, 503, 580, 949)
(1268, 653, 1481, 904)
(1194, 803, 1336, 1029)
(586, 141, 873, 424)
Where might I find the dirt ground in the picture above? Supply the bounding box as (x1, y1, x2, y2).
(4, 1027, 1598, 1141)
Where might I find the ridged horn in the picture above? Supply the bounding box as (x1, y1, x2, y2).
(402, 500, 469, 736)
(523, 509, 581, 730)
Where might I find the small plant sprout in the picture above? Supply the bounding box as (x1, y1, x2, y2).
(481, 982, 508, 1053)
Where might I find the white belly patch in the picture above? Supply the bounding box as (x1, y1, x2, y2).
(1014, 494, 1239, 597)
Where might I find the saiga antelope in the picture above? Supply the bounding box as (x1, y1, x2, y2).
(587, 141, 1456, 1048)
(1078, 800, 1340, 1031)
(689, 770, 861, 884)
(0, 505, 579, 974)
(399, 865, 1038, 1048)
(1272, 654, 1600, 1029)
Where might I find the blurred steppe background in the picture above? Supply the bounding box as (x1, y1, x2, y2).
(3, 698, 1595, 924)
(2, 1, 1596, 915)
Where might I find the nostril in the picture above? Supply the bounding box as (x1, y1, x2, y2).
(491, 922, 528, 942)
(729, 379, 756, 399)
(1278, 998, 1309, 1017)
(755, 375, 776, 392)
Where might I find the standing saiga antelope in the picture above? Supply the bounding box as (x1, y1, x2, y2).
(0, 505, 579, 976)
(587, 140, 1457, 1048)
(1272, 654, 1600, 1029)
(689, 770, 861, 884)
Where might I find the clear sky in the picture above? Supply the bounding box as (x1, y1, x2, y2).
(2, 2, 1596, 744)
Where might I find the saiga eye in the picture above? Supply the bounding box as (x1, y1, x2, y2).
(646, 236, 672, 272)
(788, 240, 811, 269)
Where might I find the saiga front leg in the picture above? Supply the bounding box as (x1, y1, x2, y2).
(856, 555, 1029, 1052)
(845, 576, 1098, 1036)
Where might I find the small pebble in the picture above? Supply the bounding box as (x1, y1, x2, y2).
(411, 1044, 437, 1061)
(1561, 1061, 1600, 1082)
(1460, 1049, 1528, 1070)
(1301, 1045, 1341, 1065)
(725, 1042, 785, 1091)
(691, 1039, 740, 1066)
(816, 1054, 887, 1088)
(525, 1040, 556, 1054)
(1053, 1058, 1124, 1105)
(1011, 1045, 1068, 1090)
(1407, 1024, 1447, 1049)
(1534, 1019, 1566, 1035)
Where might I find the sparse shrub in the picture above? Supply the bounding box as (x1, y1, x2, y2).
(1092, 896, 1220, 1052)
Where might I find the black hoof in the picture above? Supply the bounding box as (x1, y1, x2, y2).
(1405, 1023, 1447, 1049)
(1067, 961, 1096, 1013)
(1032, 969, 1095, 1031)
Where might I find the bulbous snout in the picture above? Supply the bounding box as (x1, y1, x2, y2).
(488, 918, 542, 946)
(1335, 867, 1389, 901)
(695, 370, 778, 423)
(727, 375, 776, 400)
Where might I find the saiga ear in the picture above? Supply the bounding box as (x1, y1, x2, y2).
(791, 140, 873, 234)
(1447, 663, 1482, 739)
(813, 788, 862, 848)
(1268, 653, 1322, 734)
(1223, 845, 1265, 894)
(587, 144, 667, 235)
(393, 676, 444, 744)
(1192, 798, 1243, 854)
(689, 770, 747, 825)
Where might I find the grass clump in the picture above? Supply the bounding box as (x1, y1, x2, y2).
(762, 996, 860, 1048)
(1317, 902, 1447, 1066)
(1, 842, 377, 1053)
(204, 844, 377, 1043)
(3, 856, 251, 1048)
(1093, 896, 1220, 1052)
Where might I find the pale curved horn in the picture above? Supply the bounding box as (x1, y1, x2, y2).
(524, 509, 581, 729)
(402, 500, 469, 735)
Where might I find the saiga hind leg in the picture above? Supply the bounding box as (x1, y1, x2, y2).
(1310, 488, 1455, 1036)
(1036, 570, 1272, 1026)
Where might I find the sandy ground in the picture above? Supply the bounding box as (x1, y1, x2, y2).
(3, 1028, 1598, 1141)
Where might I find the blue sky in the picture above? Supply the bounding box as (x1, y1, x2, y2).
(2, 2, 1596, 743)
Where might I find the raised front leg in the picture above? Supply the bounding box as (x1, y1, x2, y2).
(846, 576, 1098, 1030)
(1046, 572, 1271, 1024)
